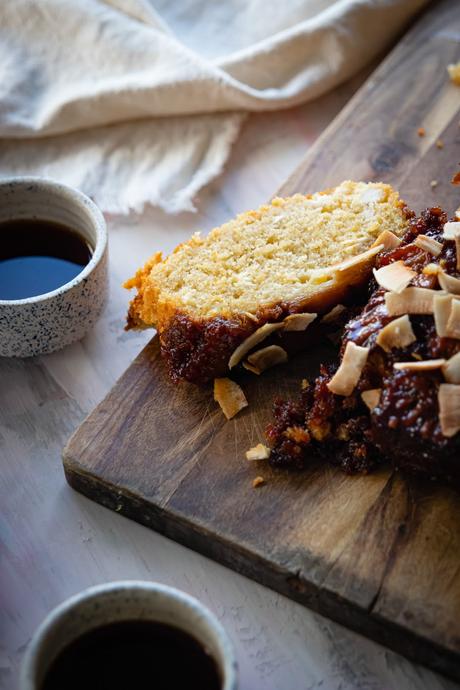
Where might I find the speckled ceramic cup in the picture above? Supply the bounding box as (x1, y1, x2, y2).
(0, 178, 108, 357)
(20, 581, 238, 690)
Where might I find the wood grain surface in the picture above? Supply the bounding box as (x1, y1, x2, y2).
(64, 0, 460, 681)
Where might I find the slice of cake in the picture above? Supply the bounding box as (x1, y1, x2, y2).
(124, 181, 411, 384)
(266, 207, 460, 479)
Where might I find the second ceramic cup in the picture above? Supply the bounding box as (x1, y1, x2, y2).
(20, 580, 238, 690)
(0, 177, 108, 357)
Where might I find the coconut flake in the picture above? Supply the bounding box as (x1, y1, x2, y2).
(244, 345, 288, 374)
(446, 299, 460, 339)
(393, 359, 446, 372)
(414, 234, 443, 257)
(245, 443, 271, 460)
(438, 383, 460, 437)
(214, 378, 248, 420)
(373, 261, 416, 293)
(437, 268, 460, 295)
(456, 236, 460, 271)
(229, 322, 284, 369)
(385, 287, 436, 316)
(327, 341, 369, 396)
(434, 293, 455, 337)
(283, 313, 317, 331)
(371, 230, 402, 250)
(321, 304, 346, 323)
(443, 222, 460, 239)
(334, 245, 384, 274)
(376, 315, 416, 352)
(443, 352, 460, 384)
(361, 388, 382, 411)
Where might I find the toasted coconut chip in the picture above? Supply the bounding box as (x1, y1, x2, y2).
(438, 383, 460, 437)
(361, 388, 381, 411)
(385, 287, 436, 316)
(446, 299, 460, 339)
(245, 345, 288, 374)
(394, 359, 446, 371)
(252, 476, 265, 488)
(327, 341, 369, 396)
(229, 322, 284, 369)
(443, 221, 460, 239)
(246, 443, 271, 461)
(376, 314, 416, 352)
(373, 261, 416, 293)
(434, 293, 455, 337)
(414, 234, 443, 257)
(242, 361, 260, 375)
(283, 312, 317, 331)
(438, 268, 460, 295)
(443, 352, 460, 384)
(214, 378, 248, 420)
(335, 244, 383, 274)
(371, 230, 402, 250)
(456, 236, 460, 271)
(321, 304, 346, 323)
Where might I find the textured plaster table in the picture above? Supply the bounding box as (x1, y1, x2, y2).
(1, 67, 458, 690)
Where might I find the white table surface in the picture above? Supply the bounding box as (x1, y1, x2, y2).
(1, 67, 457, 690)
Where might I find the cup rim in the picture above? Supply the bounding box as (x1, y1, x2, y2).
(20, 580, 238, 690)
(0, 176, 107, 306)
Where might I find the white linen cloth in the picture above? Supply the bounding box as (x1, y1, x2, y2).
(0, 0, 428, 214)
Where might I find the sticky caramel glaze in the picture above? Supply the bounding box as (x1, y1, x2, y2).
(267, 208, 460, 481)
(160, 287, 362, 385)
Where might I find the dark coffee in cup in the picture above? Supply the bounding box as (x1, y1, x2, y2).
(41, 619, 221, 690)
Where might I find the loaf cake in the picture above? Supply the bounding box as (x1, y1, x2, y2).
(124, 181, 411, 384)
(266, 207, 460, 478)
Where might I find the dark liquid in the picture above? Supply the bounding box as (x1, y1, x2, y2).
(0, 219, 92, 299)
(41, 620, 222, 690)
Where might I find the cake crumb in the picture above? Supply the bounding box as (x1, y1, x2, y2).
(417, 127, 426, 137)
(436, 139, 444, 149)
(430, 180, 438, 189)
(452, 171, 460, 186)
(252, 476, 265, 488)
(448, 62, 460, 85)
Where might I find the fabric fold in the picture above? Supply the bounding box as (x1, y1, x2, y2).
(0, 0, 429, 214)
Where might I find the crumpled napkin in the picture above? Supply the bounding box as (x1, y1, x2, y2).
(0, 0, 428, 214)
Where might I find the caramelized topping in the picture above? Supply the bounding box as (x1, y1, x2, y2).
(327, 341, 369, 396)
(376, 314, 416, 352)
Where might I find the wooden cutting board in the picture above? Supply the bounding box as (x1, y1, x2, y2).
(63, 0, 460, 681)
